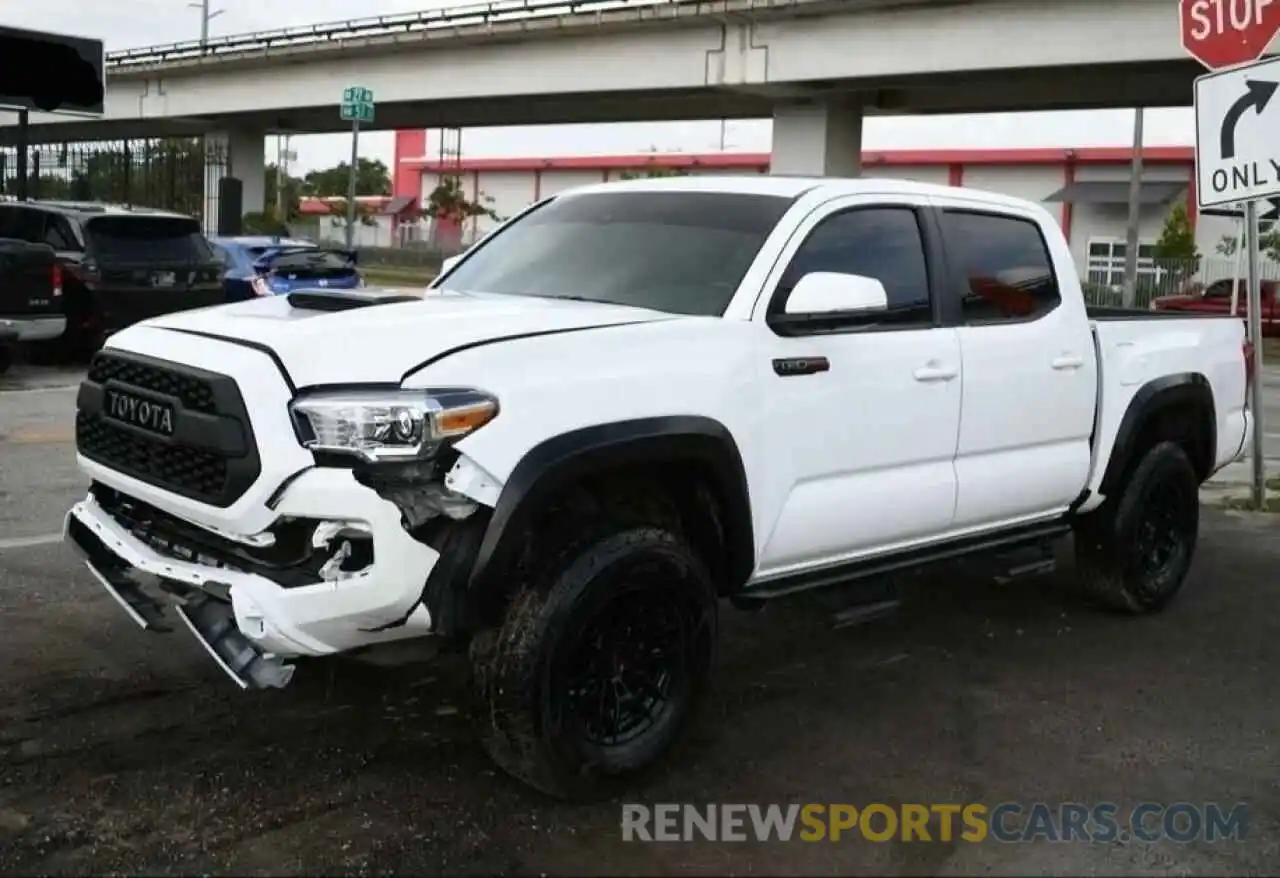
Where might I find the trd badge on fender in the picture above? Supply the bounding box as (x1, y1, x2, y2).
(772, 356, 830, 377)
(104, 390, 176, 437)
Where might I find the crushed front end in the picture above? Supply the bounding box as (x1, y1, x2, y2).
(64, 336, 500, 690)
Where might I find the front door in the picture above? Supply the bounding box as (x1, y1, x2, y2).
(751, 196, 963, 580)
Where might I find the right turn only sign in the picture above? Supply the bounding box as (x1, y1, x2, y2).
(1195, 55, 1280, 208)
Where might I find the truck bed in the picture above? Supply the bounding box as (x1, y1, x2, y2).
(1086, 305, 1237, 321)
(1079, 309, 1251, 511)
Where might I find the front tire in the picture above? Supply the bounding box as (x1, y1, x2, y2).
(469, 526, 717, 800)
(1073, 441, 1200, 614)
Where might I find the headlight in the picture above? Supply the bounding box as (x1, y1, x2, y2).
(290, 387, 498, 462)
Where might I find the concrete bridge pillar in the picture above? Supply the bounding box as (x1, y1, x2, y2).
(202, 128, 266, 234)
(770, 102, 863, 178)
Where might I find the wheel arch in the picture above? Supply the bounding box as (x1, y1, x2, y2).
(467, 415, 756, 601)
(1099, 372, 1217, 496)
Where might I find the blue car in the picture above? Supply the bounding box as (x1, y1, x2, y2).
(210, 236, 363, 302)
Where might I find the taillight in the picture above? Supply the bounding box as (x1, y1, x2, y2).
(51, 263, 62, 297)
(66, 262, 100, 290)
(250, 276, 272, 297)
(1244, 338, 1256, 386)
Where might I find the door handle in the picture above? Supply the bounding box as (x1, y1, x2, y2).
(1052, 353, 1085, 371)
(913, 362, 958, 382)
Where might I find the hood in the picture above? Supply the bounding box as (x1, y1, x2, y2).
(132, 287, 671, 387)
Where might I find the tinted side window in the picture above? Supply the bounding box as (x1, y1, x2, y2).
(940, 210, 1061, 322)
(0, 206, 46, 243)
(776, 207, 931, 325)
(1204, 280, 1234, 299)
(44, 216, 78, 250)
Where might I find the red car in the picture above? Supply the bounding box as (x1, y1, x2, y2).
(1151, 277, 1280, 336)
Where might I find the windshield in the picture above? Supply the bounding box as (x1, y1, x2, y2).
(85, 216, 212, 263)
(439, 190, 793, 316)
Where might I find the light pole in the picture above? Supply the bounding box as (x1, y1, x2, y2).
(188, 0, 224, 49)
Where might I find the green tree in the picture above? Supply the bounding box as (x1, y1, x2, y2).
(265, 163, 304, 219)
(302, 158, 391, 197)
(1154, 203, 1199, 260)
(426, 175, 500, 224)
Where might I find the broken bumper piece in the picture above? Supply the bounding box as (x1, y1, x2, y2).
(63, 470, 444, 689)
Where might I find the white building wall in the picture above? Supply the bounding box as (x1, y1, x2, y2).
(960, 165, 1063, 213)
(1070, 164, 1191, 270)
(861, 164, 950, 185)
(540, 170, 604, 196)
(475, 170, 537, 234)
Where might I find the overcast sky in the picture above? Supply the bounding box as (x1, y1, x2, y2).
(10, 0, 1199, 173)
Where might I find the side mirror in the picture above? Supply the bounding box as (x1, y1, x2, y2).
(440, 254, 461, 273)
(784, 271, 888, 316)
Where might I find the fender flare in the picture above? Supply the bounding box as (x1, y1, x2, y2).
(467, 415, 756, 598)
(1099, 372, 1216, 496)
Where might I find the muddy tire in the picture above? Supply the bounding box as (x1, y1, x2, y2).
(1072, 441, 1200, 614)
(469, 525, 717, 800)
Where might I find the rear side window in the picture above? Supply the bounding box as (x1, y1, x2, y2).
(940, 210, 1061, 322)
(0, 206, 46, 243)
(84, 216, 212, 263)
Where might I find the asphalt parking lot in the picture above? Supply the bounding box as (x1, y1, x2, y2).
(2, 361, 1279, 876)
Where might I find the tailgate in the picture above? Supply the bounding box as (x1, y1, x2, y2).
(83, 215, 226, 327)
(0, 238, 60, 317)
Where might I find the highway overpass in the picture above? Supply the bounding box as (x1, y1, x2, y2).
(0, 0, 1208, 217)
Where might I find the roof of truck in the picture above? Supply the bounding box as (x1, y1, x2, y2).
(562, 173, 1028, 209)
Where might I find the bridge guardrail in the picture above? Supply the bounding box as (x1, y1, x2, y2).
(107, 0, 688, 68)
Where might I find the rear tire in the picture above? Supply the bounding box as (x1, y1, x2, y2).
(469, 524, 717, 800)
(0, 344, 12, 375)
(1072, 441, 1200, 614)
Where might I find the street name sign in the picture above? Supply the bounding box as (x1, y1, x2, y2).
(1181, 0, 1280, 69)
(340, 86, 374, 124)
(1194, 55, 1280, 207)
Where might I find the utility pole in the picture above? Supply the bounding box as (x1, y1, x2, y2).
(188, 0, 224, 49)
(1121, 106, 1145, 309)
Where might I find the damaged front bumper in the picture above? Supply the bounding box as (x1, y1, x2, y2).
(63, 465, 453, 689)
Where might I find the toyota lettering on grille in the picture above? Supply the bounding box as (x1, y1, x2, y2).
(104, 389, 176, 437)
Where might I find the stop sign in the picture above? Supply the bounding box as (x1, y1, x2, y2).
(1181, 0, 1280, 69)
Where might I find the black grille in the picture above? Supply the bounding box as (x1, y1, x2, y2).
(88, 355, 216, 413)
(76, 351, 261, 507)
(77, 411, 228, 499)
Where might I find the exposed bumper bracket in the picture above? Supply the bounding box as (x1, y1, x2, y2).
(176, 596, 295, 690)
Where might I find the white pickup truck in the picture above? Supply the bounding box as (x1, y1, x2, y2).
(65, 176, 1252, 799)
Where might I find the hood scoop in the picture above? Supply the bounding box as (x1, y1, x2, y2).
(286, 289, 422, 312)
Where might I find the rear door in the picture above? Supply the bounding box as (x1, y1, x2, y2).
(934, 199, 1098, 529)
(80, 214, 226, 330)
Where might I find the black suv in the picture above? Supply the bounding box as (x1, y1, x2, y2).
(0, 201, 226, 358)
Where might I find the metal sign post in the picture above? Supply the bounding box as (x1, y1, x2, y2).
(1244, 199, 1268, 508)
(338, 87, 375, 250)
(1194, 56, 1278, 508)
